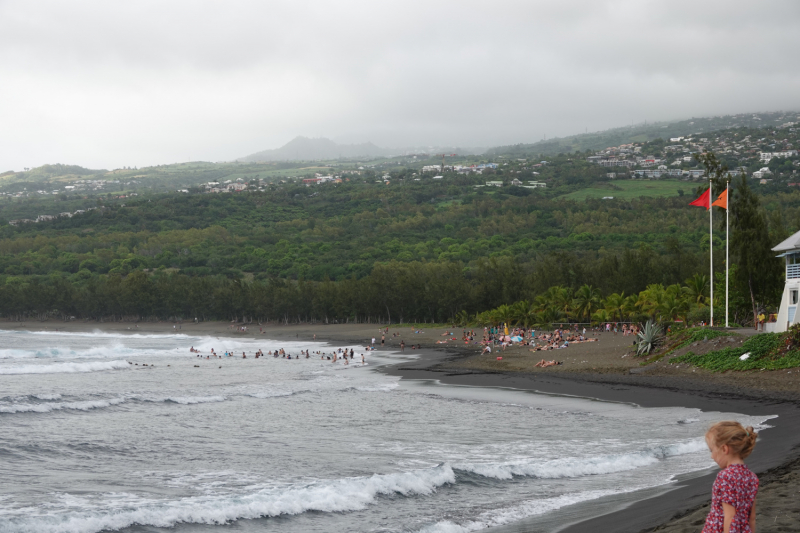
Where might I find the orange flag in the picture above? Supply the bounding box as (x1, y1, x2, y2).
(689, 189, 710, 210)
(711, 189, 728, 209)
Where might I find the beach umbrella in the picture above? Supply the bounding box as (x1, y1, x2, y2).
(510, 336, 523, 342)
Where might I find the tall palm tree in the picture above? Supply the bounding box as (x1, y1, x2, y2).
(684, 274, 709, 307)
(552, 286, 574, 320)
(510, 300, 531, 327)
(573, 284, 603, 322)
(603, 292, 626, 322)
(637, 284, 667, 319)
(592, 308, 611, 324)
(623, 294, 640, 321)
(494, 304, 514, 330)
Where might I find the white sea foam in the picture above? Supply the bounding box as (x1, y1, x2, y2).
(354, 382, 399, 392)
(0, 398, 125, 414)
(164, 396, 226, 405)
(0, 360, 130, 375)
(0, 344, 136, 360)
(417, 488, 644, 533)
(0, 465, 456, 533)
(249, 390, 303, 398)
(34, 393, 62, 400)
(454, 439, 707, 480)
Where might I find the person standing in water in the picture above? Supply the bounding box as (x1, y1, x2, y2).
(702, 421, 759, 533)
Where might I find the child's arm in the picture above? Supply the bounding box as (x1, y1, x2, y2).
(749, 499, 756, 532)
(722, 503, 735, 533)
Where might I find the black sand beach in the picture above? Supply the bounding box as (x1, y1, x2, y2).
(383, 348, 800, 533)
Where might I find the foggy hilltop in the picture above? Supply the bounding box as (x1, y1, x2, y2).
(238, 136, 485, 162)
(238, 137, 388, 162)
(235, 111, 797, 163)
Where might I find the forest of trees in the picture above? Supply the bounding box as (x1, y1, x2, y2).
(0, 158, 793, 326)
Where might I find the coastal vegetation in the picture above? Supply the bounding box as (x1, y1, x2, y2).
(670, 325, 800, 371)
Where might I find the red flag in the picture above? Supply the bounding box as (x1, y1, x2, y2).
(711, 189, 727, 209)
(689, 189, 710, 210)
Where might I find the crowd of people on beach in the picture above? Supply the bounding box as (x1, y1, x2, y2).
(189, 345, 367, 365)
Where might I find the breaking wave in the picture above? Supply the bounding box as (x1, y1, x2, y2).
(0, 464, 456, 533)
(0, 360, 131, 375)
(0, 398, 125, 414)
(454, 440, 707, 480)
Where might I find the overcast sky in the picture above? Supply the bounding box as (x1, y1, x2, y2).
(1, 0, 799, 170)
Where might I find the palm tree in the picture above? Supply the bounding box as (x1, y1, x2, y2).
(551, 286, 574, 320)
(592, 308, 611, 324)
(573, 284, 603, 322)
(659, 291, 689, 322)
(623, 294, 640, 321)
(537, 306, 561, 326)
(637, 284, 667, 319)
(684, 274, 709, 307)
(603, 292, 626, 322)
(494, 304, 514, 330)
(510, 300, 531, 327)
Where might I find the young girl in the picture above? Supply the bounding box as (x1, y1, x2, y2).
(702, 421, 759, 533)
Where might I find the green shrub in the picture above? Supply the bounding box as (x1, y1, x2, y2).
(670, 328, 800, 371)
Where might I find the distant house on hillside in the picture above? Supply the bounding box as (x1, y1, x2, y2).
(523, 181, 546, 189)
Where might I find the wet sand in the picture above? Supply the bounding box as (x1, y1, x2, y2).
(6, 320, 800, 532)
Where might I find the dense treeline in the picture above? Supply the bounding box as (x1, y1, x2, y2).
(2, 178, 791, 281)
(0, 166, 793, 324)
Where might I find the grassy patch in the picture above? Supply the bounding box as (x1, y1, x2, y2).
(645, 327, 736, 363)
(558, 179, 691, 201)
(670, 331, 800, 371)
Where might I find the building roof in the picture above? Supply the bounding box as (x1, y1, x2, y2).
(772, 230, 800, 252)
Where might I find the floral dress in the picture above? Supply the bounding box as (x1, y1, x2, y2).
(702, 463, 759, 533)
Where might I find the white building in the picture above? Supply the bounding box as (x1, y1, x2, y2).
(760, 150, 798, 162)
(771, 230, 800, 331)
(752, 167, 772, 180)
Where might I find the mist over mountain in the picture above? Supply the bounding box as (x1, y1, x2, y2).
(238, 137, 389, 162)
(238, 136, 486, 162)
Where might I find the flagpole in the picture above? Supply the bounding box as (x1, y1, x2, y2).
(725, 178, 729, 328)
(709, 177, 713, 328)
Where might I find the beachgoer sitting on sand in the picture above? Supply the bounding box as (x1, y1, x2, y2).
(481, 345, 492, 354)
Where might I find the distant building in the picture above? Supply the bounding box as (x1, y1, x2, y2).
(486, 181, 503, 187)
(771, 230, 800, 331)
(524, 181, 546, 188)
(752, 167, 772, 179)
(760, 150, 798, 162)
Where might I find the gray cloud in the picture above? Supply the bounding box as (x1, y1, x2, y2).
(1, 0, 799, 169)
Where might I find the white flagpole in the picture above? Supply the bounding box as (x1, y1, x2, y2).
(709, 177, 714, 327)
(725, 179, 729, 328)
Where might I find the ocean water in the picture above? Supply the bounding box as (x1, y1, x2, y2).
(0, 329, 774, 533)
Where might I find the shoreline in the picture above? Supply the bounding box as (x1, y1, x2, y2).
(5, 320, 800, 532)
(382, 348, 800, 533)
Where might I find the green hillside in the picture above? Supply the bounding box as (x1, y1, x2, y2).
(558, 180, 690, 201)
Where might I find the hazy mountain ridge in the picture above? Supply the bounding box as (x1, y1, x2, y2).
(487, 111, 799, 157)
(238, 136, 389, 162)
